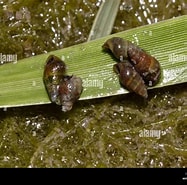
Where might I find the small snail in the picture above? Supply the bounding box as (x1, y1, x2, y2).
(127, 46, 161, 86)
(102, 37, 133, 61)
(43, 55, 66, 105)
(113, 61, 148, 98)
(58, 75, 83, 112)
(43, 55, 83, 112)
(102, 37, 161, 87)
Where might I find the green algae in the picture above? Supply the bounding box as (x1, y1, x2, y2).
(0, 0, 186, 167)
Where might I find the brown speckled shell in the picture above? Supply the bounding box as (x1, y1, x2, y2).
(103, 37, 161, 87)
(102, 37, 133, 62)
(113, 61, 148, 98)
(58, 75, 83, 112)
(127, 46, 161, 86)
(43, 55, 83, 112)
(43, 55, 66, 105)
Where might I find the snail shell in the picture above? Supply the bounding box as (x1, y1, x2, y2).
(127, 46, 161, 86)
(113, 61, 148, 98)
(43, 55, 83, 112)
(43, 55, 66, 105)
(103, 37, 161, 86)
(58, 75, 83, 112)
(102, 37, 133, 62)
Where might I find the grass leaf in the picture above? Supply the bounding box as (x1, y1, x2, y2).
(0, 15, 186, 108)
(87, 0, 121, 41)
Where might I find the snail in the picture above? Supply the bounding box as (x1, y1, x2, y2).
(102, 37, 161, 86)
(102, 37, 132, 61)
(127, 46, 161, 86)
(43, 55, 66, 105)
(43, 55, 83, 112)
(113, 61, 148, 98)
(58, 75, 83, 112)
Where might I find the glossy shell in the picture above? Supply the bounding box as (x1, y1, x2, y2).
(127, 46, 161, 86)
(103, 37, 161, 86)
(113, 61, 148, 98)
(43, 55, 66, 105)
(43, 54, 83, 112)
(102, 37, 133, 62)
(58, 75, 83, 112)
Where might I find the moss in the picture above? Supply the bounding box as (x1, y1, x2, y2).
(0, 0, 186, 167)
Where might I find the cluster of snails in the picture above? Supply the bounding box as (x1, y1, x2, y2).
(43, 55, 83, 112)
(102, 37, 161, 98)
(43, 37, 161, 111)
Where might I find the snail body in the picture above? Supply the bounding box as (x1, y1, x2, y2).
(43, 55, 83, 112)
(58, 75, 83, 112)
(102, 37, 161, 87)
(113, 61, 148, 98)
(102, 37, 133, 61)
(127, 46, 161, 86)
(43, 55, 66, 105)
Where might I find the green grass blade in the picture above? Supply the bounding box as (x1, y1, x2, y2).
(0, 15, 186, 108)
(87, 0, 121, 41)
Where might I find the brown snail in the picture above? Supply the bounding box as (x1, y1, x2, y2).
(43, 55, 66, 105)
(102, 37, 132, 61)
(102, 37, 161, 87)
(127, 46, 161, 86)
(43, 55, 83, 112)
(113, 61, 148, 98)
(58, 75, 83, 112)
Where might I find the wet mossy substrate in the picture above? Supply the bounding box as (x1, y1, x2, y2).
(0, 83, 186, 167)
